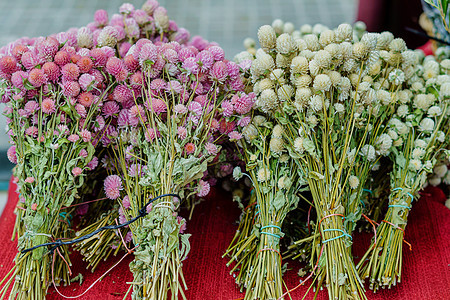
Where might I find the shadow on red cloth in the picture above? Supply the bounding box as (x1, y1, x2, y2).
(0, 179, 449, 299)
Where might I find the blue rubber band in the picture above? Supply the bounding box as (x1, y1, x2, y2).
(363, 188, 373, 194)
(261, 232, 282, 239)
(59, 212, 71, 226)
(255, 210, 260, 216)
(392, 187, 414, 202)
(261, 225, 282, 231)
(392, 187, 403, 192)
(388, 204, 411, 210)
(322, 229, 352, 244)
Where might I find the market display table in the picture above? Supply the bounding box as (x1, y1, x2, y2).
(1, 180, 449, 299)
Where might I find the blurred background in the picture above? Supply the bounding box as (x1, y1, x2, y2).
(0, 0, 431, 213)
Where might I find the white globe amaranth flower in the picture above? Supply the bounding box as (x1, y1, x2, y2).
(272, 124, 284, 138)
(309, 95, 323, 112)
(303, 34, 320, 51)
(291, 56, 309, 74)
(444, 172, 450, 185)
(276, 33, 296, 54)
(232, 166, 243, 181)
(334, 103, 345, 113)
(258, 25, 277, 49)
(387, 129, 398, 140)
(313, 23, 329, 35)
(440, 82, 450, 97)
(377, 89, 392, 105)
(360, 32, 378, 50)
(360, 144, 376, 161)
(342, 58, 356, 72)
(294, 137, 304, 153)
(300, 24, 313, 34)
(376, 133, 392, 154)
(307, 115, 319, 127)
(437, 74, 450, 85)
(284, 22, 295, 34)
(434, 164, 448, 178)
(300, 49, 316, 60)
(339, 42, 353, 58)
(397, 90, 411, 104)
(242, 124, 258, 142)
(324, 43, 341, 59)
(276, 53, 292, 68)
(352, 42, 370, 60)
(259, 78, 274, 91)
(257, 167, 271, 182)
(77, 27, 94, 48)
(294, 87, 312, 107)
(348, 175, 360, 189)
(388, 69, 405, 85)
(319, 30, 336, 46)
(295, 38, 307, 51)
(402, 50, 418, 66)
(418, 117, 435, 132)
(429, 176, 441, 186)
(328, 71, 341, 86)
(272, 19, 284, 34)
(427, 105, 442, 117)
(411, 148, 426, 159)
(308, 60, 320, 77)
(277, 84, 294, 101)
(313, 74, 332, 91)
(413, 94, 433, 110)
(234, 51, 254, 64)
(376, 31, 394, 49)
(314, 50, 332, 68)
(436, 130, 445, 143)
(334, 23, 353, 42)
(292, 74, 312, 88)
(256, 53, 276, 72)
(257, 88, 279, 112)
(270, 69, 286, 84)
(270, 137, 284, 154)
(408, 159, 422, 171)
(397, 104, 409, 117)
(243, 37, 256, 49)
(389, 38, 406, 52)
(278, 176, 290, 189)
(393, 137, 403, 147)
(414, 139, 427, 149)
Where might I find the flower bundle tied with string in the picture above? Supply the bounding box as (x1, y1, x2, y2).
(357, 51, 450, 291)
(0, 36, 110, 299)
(102, 36, 250, 300)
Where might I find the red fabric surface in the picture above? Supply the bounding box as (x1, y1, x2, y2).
(1, 179, 449, 300)
(417, 41, 434, 56)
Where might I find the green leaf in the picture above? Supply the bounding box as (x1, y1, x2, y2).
(443, 0, 449, 18)
(272, 191, 286, 211)
(179, 234, 191, 261)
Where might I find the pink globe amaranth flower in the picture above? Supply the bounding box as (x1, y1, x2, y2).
(129, 104, 146, 124)
(230, 78, 245, 91)
(113, 84, 133, 103)
(104, 175, 123, 200)
(72, 167, 82, 177)
(110, 13, 124, 26)
(196, 180, 210, 197)
(150, 98, 167, 114)
(173, 104, 187, 114)
(12, 45, 29, 61)
(196, 50, 213, 71)
(177, 216, 187, 234)
(125, 18, 140, 39)
(75, 103, 87, 118)
(93, 115, 105, 132)
(124, 55, 139, 72)
(77, 56, 93, 73)
(89, 69, 104, 85)
(237, 116, 251, 127)
(150, 78, 167, 91)
(185, 142, 196, 155)
(78, 73, 96, 90)
(36, 37, 59, 61)
(115, 69, 128, 82)
(128, 163, 145, 177)
(102, 46, 116, 58)
(177, 126, 187, 140)
(90, 48, 108, 67)
(80, 129, 92, 142)
(117, 109, 129, 127)
(68, 134, 79, 143)
(28, 68, 48, 87)
(207, 46, 225, 61)
(119, 42, 132, 59)
(7, 146, 17, 164)
(190, 36, 209, 51)
(210, 61, 228, 82)
(239, 59, 252, 71)
(11, 71, 28, 89)
(79, 148, 88, 157)
(86, 156, 98, 170)
(25, 126, 38, 137)
(167, 80, 182, 93)
(119, 3, 135, 14)
(194, 95, 208, 106)
(188, 101, 203, 116)
(142, 0, 159, 14)
(172, 28, 190, 45)
(77, 91, 94, 107)
(162, 48, 178, 64)
(130, 71, 143, 87)
(62, 81, 80, 98)
(169, 20, 179, 31)
(144, 127, 158, 142)
(94, 9, 108, 26)
(138, 43, 158, 65)
(228, 131, 243, 141)
(42, 62, 60, 82)
(24, 100, 39, 114)
(25, 177, 34, 183)
(61, 63, 80, 81)
(182, 57, 199, 75)
(205, 142, 218, 155)
(106, 57, 125, 76)
(133, 9, 149, 25)
(54, 50, 70, 66)
(178, 47, 195, 62)
(41, 98, 56, 114)
(0, 56, 18, 74)
(226, 61, 240, 80)
(124, 231, 133, 243)
(21, 51, 41, 70)
(221, 100, 234, 117)
(186, 45, 199, 56)
(234, 93, 254, 115)
(102, 100, 120, 117)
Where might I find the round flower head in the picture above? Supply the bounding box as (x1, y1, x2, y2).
(62, 81, 80, 97)
(0, 56, 17, 74)
(185, 142, 196, 155)
(276, 33, 296, 54)
(28, 68, 47, 87)
(196, 180, 210, 197)
(205, 142, 218, 156)
(61, 63, 80, 81)
(94, 9, 108, 26)
(77, 56, 93, 73)
(77, 27, 94, 48)
(335, 23, 353, 42)
(104, 175, 123, 200)
(41, 98, 56, 114)
(348, 175, 359, 189)
(154, 6, 169, 31)
(42, 62, 60, 82)
(257, 167, 270, 182)
(210, 61, 228, 82)
(113, 84, 133, 103)
(11, 71, 28, 89)
(418, 118, 435, 132)
(97, 26, 119, 48)
(7, 146, 17, 164)
(258, 25, 276, 49)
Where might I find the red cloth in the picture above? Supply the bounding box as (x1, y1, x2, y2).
(417, 41, 434, 56)
(1, 180, 449, 300)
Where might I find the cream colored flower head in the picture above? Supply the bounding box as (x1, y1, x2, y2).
(348, 175, 360, 189)
(257, 167, 271, 182)
(258, 25, 277, 49)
